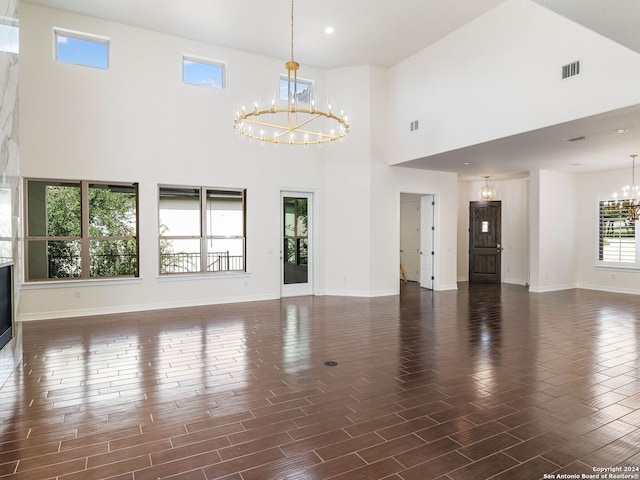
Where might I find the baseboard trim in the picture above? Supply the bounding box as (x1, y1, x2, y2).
(576, 283, 640, 296)
(528, 283, 577, 293)
(18, 293, 279, 322)
(321, 289, 397, 298)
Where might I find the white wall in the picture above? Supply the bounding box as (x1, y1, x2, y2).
(457, 177, 529, 285)
(320, 64, 460, 296)
(18, 4, 460, 320)
(388, 0, 640, 165)
(322, 65, 373, 296)
(391, 168, 458, 291)
(529, 170, 578, 292)
(17, 4, 322, 319)
(22, 1, 638, 321)
(577, 168, 640, 294)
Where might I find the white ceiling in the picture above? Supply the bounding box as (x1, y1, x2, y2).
(24, 0, 507, 69)
(24, 0, 640, 181)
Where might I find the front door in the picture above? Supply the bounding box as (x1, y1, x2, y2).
(281, 193, 313, 297)
(469, 201, 502, 283)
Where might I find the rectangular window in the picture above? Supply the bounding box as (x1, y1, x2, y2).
(598, 200, 639, 266)
(0, 186, 12, 264)
(25, 179, 138, 281)
(183, 55, 225, 89)
(159, 186, 245, 274)
(0, 18, 19, 54)
(279, 76, 312, 103)
(54, 28, 109, 69)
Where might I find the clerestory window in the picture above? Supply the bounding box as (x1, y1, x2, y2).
(182, 55, 226, 89)
(54, 28, 109, 69)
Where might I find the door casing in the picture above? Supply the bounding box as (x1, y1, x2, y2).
(398, 191, 438, 291)
(420, 195, 435, 289)
(281, 190, 315, 297)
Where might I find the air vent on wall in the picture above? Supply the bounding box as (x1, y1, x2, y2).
(562, 60, 581, 79)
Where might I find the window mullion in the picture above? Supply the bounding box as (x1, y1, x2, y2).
(81, 181, 90, 278)
(200, 188, 207, 273)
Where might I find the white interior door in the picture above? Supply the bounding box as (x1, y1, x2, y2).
(420, 195, 434, 289)
(281, 192, 313, 297)
(400, 196, 420, 282)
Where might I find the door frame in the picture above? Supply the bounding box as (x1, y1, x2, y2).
(280, 189, 318, 297)
(468, 200, 502, 283)
(399, 194, 421, 282)
(398, 190, 439, 292)
(420, 195, 435, 290)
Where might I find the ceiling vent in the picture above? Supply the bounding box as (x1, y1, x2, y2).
(562, 60, 581, 80)
(564, 135, 587, 142)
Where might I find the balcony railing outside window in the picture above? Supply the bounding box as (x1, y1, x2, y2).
(160, 251, 244, 274)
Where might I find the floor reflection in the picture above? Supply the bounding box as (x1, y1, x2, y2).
(281, 303, 310, 373)
(1, 284, 639, 479)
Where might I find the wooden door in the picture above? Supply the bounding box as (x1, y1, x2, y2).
(469, 201, 502, 283)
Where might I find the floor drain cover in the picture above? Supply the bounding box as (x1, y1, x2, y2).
(324, 361, 338, 366)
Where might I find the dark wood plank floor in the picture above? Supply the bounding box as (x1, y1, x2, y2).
(0, 282, 639, 479)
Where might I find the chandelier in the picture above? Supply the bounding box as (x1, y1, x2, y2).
(608, 154, 640, 221)
(479, 176, 496, 201)
(233, 0, 349, 145)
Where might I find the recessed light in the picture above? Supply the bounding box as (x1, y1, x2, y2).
(324, 26, 334, 34)
(463, 162, 471, 165)
(615, 129, 629, 134)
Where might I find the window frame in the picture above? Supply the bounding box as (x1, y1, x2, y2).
(182, 54, 226, 89)
(0, 17, 19, 55)
(596, 197, 640, 269)
(279, 74, 314, 104)
(53, 27, 110, 69)
(0, 185, 12, 265)
(24, 178, 139, 281)
(158, 185, 246, 275)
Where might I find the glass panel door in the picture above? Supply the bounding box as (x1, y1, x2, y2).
(281, 192, 312, 296)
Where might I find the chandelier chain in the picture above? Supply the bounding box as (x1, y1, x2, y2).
(290, 0, 295, 62)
